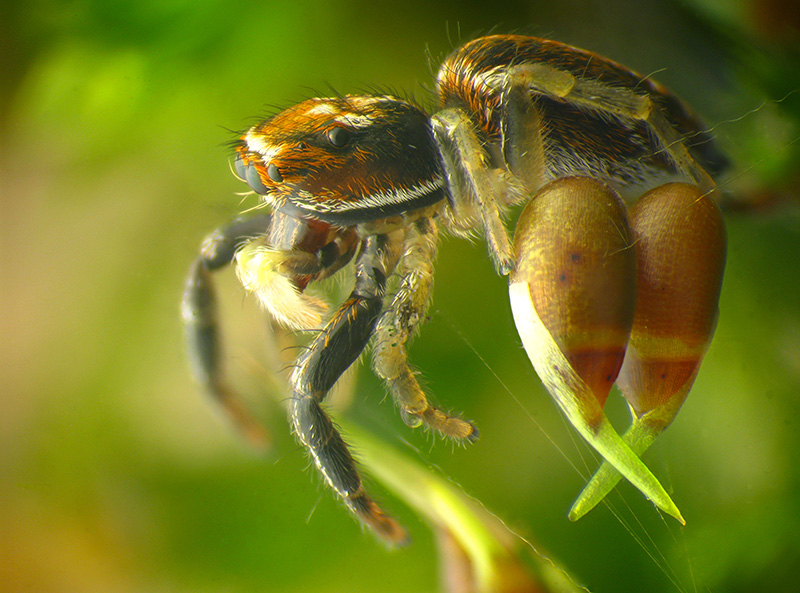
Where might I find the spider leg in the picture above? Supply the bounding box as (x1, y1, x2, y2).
(431, 109, 519, 276)
(235, 211, 358, 331)
(498, 80, 549, 193)
(182, 216, 275, 447)
(288, 232, 408, 544)
(373, 217, 478, 440)
(499, 62, 717, 193)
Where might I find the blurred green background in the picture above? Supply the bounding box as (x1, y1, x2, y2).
(3, 0, 799, 591)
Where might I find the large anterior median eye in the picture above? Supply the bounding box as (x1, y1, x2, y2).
(234, 156, 271, 194)
(234, 156, 248, 180)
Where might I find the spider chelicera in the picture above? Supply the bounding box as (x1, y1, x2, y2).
(182, 34, 726, 543)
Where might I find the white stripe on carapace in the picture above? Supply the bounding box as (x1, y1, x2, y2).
(244, 131, 281, 160)
(244, 132, 281, 163)
(305, 101, 374, 129)
(334, 113, 374, 129)
(304, 102, 338, 116)
(291, 176, 444, 214)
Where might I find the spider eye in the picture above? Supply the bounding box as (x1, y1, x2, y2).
(234, 156, 248, 180)
(327, 126, 351, 148)
(267, 163, 283, 183)
(245, 164, 270, 194)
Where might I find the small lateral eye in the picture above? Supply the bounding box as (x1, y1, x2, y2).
(245, 165, 270, 194)
(327, 126, 351, 148)
(267, 163, 283, 183)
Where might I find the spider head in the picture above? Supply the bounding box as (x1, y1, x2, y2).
(235, 96, 446, 225)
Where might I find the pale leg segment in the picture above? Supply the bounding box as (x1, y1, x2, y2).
(431, 109, 517, 275)
(502, 62, 718, 194)
(372, 217, 478, 441)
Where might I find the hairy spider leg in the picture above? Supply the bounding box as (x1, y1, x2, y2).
(493, 61, 718, 194)
(372, 216, 479, 440)
(184, 212, 358, 445)
(498, 81, 549, 192)
(431, 37, 723, 283)
(431, 110, 520, 276)
(288, 231, 409, 544)
(182, 216, 275, 447)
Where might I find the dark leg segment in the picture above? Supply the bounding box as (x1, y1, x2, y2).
(199, 216, 276, 271)
(289, 233, 408, 544)
(182, 216, 273, 446)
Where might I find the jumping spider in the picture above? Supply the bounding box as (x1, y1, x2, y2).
(182, 35, 727, 543)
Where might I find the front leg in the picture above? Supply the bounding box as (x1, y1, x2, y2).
(289, 232, 408, 544)
(182, 216, 274, 446)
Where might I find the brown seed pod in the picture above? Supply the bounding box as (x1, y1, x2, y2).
(511, 177, 683, 520)
(618, 182, 726, 421)
(511, 176, 637, 416)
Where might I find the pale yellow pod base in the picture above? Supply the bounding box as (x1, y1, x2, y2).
(510, 281, 684, 524)
(568, 417, 660, 521)
(569, 375, 693, 520)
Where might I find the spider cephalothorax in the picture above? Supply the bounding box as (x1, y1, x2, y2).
(235, 96, 446, 224)
(183, 34, 726, 543)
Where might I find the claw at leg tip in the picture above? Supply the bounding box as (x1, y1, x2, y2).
(497, 258, 515, 276)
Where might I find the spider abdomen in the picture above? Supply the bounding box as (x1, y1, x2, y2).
(436, 34, 728, 189)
